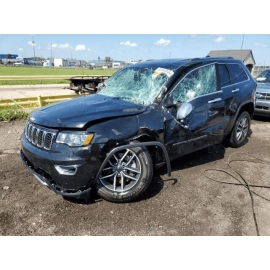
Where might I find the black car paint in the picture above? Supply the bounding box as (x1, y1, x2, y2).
(20, 57, 256, 200)
(29, 94, 146, 128)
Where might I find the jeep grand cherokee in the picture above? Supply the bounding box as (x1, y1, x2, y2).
(20, 57, 257, 203)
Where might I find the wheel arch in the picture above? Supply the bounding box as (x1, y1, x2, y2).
(95, 140, 171, 187)
(132, 128, 167, 170)
(227, 101, 254, 136)
(238, 101, 254, 119)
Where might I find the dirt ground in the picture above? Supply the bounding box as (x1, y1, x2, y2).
(0, 114, 270, 236)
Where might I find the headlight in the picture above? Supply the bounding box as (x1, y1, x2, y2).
(56, 132, 94, 147)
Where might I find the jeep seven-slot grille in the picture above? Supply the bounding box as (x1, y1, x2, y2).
(25, 121, 56, 150)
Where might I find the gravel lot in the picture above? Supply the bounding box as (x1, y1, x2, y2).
(1, 115, 270, 236)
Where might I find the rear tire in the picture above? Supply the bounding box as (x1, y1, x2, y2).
(95, 142, 153, 203)
(228, 111, 251, 148)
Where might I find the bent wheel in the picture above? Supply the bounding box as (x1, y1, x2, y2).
(96, 144, 153, 203)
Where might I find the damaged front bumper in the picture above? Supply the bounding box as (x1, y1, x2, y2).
(20, 132, 103, 200)
(20, 150, 92, 199)
(21, 129, 172, 201)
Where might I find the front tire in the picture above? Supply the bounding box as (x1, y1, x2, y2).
(96, 143, 153, 203)
(229, 111, 251, 148)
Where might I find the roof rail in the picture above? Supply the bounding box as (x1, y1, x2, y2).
(206, 55, 234, 59)
(190, 58, 201, 61)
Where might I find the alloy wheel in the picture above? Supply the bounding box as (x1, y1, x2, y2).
(99, 149, 142, 192)
(236, 117, 249, 141)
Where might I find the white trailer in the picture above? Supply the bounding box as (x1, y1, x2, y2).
(54, 58, 68, 67)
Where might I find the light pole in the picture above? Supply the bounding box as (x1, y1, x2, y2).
(257, 63, 261, 76)
(50, 43, 53, 60)
(31, 35, 36, 61)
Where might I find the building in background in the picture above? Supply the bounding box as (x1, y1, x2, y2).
(207, 50, 256, 73)
(0, 54, 18, 59)
(54, 58, 82, 67)
(43, 59, 54, 67)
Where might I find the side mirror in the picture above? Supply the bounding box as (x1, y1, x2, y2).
(177, 102, 193, 120)
(97, 82, 105, 91)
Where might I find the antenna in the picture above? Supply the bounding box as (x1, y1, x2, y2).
(241, 35, 245, 50)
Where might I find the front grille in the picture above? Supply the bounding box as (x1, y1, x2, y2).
(25, 121, 56, 150)
(255, 106, 269, 111)
(256, 92, 270, 100)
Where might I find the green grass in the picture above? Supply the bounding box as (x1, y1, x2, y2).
(0, 66, 116, 85)
(0, 79, 70, 85)
(0, 66, 115, 76)
(0, 106, 29, 122)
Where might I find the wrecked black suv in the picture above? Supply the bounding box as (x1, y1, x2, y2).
(20, 57, 256, 203)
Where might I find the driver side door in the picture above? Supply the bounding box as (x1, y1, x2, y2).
(165, 63, 225, 159)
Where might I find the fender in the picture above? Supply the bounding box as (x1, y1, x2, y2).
(95, 142, 172, 185)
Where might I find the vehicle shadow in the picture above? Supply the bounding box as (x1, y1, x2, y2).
(66, 136, 248, 205)
(131, 143, 227, 203)
(65, 143, 228, 205)
(252, 115, 270, 122)
(158, 143, 226, 175)
(64, 176, 166, 205)
(109, 123, 256, 204)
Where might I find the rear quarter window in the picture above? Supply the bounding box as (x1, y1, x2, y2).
(226, 63, 249, 84)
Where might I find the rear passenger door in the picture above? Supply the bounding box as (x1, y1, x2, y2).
(217, 63, 250, 134)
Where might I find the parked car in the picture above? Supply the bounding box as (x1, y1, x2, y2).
(255, 69, 270, 117)
(14, 62, 24, 66)
(255, 69, 270, 83)
(20, 57, 256, 203)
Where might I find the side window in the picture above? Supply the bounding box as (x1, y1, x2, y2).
(170, 64, 217, 103)
(218, 64, 231, 87)
(226, 63, 248, 84)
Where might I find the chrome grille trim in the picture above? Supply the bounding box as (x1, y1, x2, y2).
(44, 133, 54, 150)
(24, 121, 56, 150)
(256, 92, 270, 101)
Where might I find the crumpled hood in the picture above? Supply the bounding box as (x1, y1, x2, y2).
(29, 94, 146, 128)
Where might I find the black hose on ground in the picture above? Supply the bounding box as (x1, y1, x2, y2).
(203, 152, 270, 236)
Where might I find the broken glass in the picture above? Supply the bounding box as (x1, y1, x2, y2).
(170, 64, 217, 103)
(99, 67, 173, 105)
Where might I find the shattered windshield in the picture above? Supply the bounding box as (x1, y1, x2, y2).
(98, 67, 174, 105)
